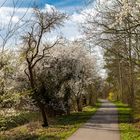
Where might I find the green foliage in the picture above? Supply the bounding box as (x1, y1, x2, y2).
(0, 92, 21, 108)
(135, 90, 140, 116)
(0, 105, 100, 140)
(115, 102, 131, 122)
(0, 112, 40, 131)
(108, 92, 117, 101)
(119, 123, 140, 140)
(115, 102, 140, 140)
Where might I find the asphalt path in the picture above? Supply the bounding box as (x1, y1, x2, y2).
(67, 99, 120, 140)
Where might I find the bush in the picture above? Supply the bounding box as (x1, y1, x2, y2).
(108, 92, 117, 101)
(0, 112, 39, 131)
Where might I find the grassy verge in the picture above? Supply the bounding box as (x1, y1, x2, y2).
(0, 102, 100, 140)
(114, 102, 140, 140)
(0, 112, 40, 131)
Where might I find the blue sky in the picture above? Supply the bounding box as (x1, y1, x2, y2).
(0, 0, 97, 40)
(0, 0, 90, 41)
(39, 0, 85, 8)
(1, 0, 86, 13)
(39, 0, 86, 13)
(0, 0, 105, 76)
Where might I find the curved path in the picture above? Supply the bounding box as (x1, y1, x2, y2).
(67, 99, 120, 140)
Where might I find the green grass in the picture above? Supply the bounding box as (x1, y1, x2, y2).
(0, 103, 101, 140)
(0, 112, 40, 131)
(114, 101, 140, 140)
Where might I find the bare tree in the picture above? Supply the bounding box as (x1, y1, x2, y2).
(21, 8, 66, 127)
(0, 0, 32, 52)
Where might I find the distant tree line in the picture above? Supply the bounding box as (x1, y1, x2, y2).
(83, 0, 140, 119)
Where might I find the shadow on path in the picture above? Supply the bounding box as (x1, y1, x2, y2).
(67, 99, 120, 140)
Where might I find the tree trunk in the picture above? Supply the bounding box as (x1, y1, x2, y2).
(28, 66, 49, 127)
(128, 30, 134, 108)
(76, 98, 82, 112)
(64, 87, 71, 115)
(40, 105, 49, 127)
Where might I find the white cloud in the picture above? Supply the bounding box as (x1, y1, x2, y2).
(63, 7, 97, 40)
(71, 12, 85, 23)
(0, 3, 94, 43)
(40, 4, 86, 41)
(0, 7, 32, 25)
(0, 1, 106, 77)
(42, 4, 57, 13)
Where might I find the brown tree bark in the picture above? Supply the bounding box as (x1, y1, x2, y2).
(76, 98, 82, 112)
(28, 65, 49, 127)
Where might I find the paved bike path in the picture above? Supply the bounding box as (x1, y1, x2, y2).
(67, 99, 120, 140)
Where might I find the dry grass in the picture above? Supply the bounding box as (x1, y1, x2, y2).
(0, 104, 100, 140)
